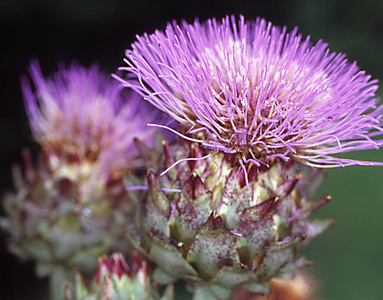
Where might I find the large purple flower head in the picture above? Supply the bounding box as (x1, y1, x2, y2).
(117, 15, 383, 169)
(22, 61, 158, 176)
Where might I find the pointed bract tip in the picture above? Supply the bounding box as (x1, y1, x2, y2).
(147, 169, 158, 189)
(73, 267, 81, 277)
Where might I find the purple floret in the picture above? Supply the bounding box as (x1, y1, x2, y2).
(22, 60, 159, 174)
(117, 15, 383, 169)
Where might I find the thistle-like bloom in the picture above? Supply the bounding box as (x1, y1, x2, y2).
(117, 15, 383, 169)
(1, 62, 162, 294)
(22, 60, 157, 177)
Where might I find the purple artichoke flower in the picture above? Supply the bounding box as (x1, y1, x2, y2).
(117, 15, 383, 170)
(1, 62, 164, 300)
(22, 60, 157, 176)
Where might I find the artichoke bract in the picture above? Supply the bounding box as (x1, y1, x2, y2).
(128, 137, 332, 299)
(65, 253, 174, 300)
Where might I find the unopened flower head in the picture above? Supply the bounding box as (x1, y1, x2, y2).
(65, 252, 175, 300)
(96, 252, 140, 283)
(118, 15, 383, 169)
(22, 61, 158, 176)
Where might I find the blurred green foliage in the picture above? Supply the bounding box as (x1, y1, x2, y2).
(290, 2, 383, 299)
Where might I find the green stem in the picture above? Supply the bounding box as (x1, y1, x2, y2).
(50, 266, 72, 300)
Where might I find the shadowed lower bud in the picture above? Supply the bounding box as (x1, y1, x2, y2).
(126, 137, 333, 299)
(65, 252, 174, 300)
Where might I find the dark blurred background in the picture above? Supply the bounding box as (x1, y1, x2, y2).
(1, 1, 383, 299)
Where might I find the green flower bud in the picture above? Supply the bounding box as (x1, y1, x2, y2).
(65, 253, 174, 300)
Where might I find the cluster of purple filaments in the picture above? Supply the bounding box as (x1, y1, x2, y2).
(117, 15, 383, 169)
(22, 61, 158, 174)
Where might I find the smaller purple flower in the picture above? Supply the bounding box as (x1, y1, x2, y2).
(116, 15, 383, 170)
(22, 60, 158, 176)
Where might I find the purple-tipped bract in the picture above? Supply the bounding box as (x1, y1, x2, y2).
(22, 61, 158, 175)
(117, 15, 383, 169)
